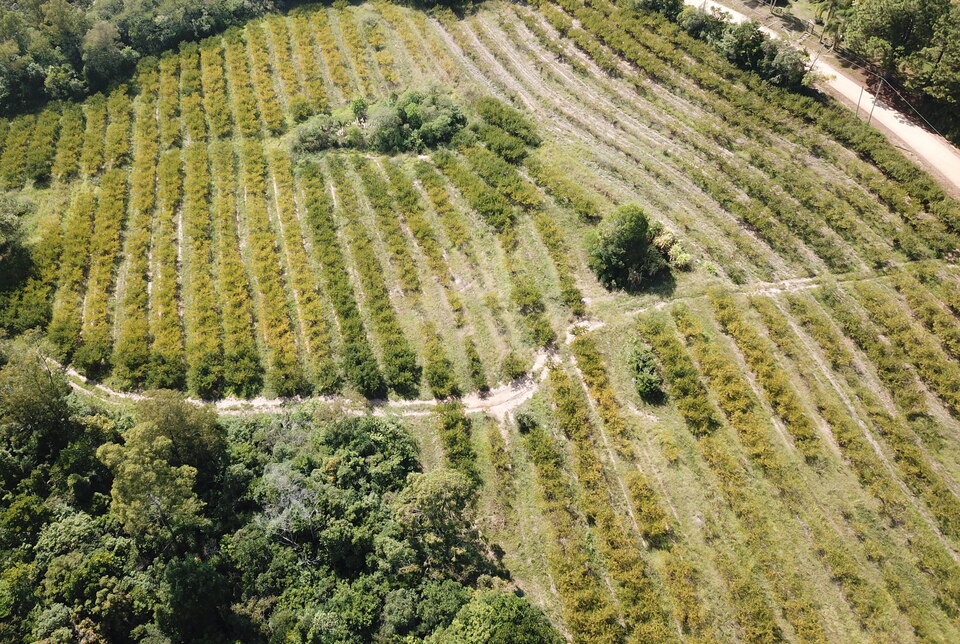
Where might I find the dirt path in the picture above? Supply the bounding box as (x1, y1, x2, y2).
(685, 0, 960, 194)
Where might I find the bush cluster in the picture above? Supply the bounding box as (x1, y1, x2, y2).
(295, 88, 467, 155)
(676, 9, 808, 89)
(588, 203, 668, 292)
(434, 403, 478, 485)
(627, 340, 664, 403)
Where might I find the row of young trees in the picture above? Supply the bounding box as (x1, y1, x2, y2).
(569, 334, 674, 546)
(199, 43, 233, 139)
(209, 142, 263, 397)
(181, 144, 226, 399)
(289, 11, 330, 113)
(223, 32, 261, 138)
(180, 45, 207, 144)
(517, 411, 622, 642)
(782, 292, 960, 626)
(547, 366, 676, 641)
(268, 148, 340, 394)
(244, 23, 286, 136)
(314, 9, 353, 98)
(336, 6, 375, 98)
(642, 311, 836, 642)
(383, 159, 467, 325)
(709, 292, 824, 462)
(46, 186, 97, 359)
(237, 140, 308, 397)
(326, 155, 421, 396)
(537, 0, 957, 272)
(112, 71, 160, 389)
(299, 160, 386, 399)
(265, 16, 307, 122)
(673, 301, 923, 640)
(148, 149, 186, 389)
(851, 280, 960, 417)
(73, 170, 128, 377)
(751, 294, 960, 557)
(354, 156, 422, 292)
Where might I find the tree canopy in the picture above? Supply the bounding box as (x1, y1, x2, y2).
(588, 204, 669, 292)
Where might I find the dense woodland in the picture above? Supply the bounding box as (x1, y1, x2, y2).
(0, 340, 560, 642)
(1, 0, 960, 641)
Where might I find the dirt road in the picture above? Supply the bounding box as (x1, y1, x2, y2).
(684, 0, 960, 193)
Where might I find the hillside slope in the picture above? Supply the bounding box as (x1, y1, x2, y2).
(1, 1, 960, 641)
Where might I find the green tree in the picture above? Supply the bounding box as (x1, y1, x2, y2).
(0, 339, 75, 463)
(428, 590, 563, 644)
(394, 469, 497, 583)
(588, 204, 667, 292)
(97, 423, 209, 544)
(845, 0, 951, 73)
(82, 21, 136, 91)
(628, 340, 664, 403)
(134, 390, 222, 471)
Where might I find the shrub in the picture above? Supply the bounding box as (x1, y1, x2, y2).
(474, 96, 541, 146)
(628, 341, 663, 403)
(500, 351, 527, 383)
(434, 403, 478, 486)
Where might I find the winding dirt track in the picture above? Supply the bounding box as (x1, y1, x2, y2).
(686, 0, 960, 193)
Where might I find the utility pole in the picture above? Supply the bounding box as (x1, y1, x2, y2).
(867, 78, 881, 125)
